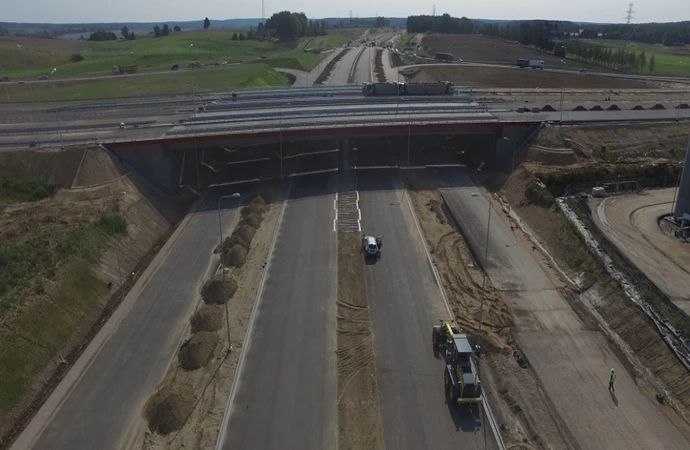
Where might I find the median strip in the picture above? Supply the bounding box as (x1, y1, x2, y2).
(336, 231, 384, 450)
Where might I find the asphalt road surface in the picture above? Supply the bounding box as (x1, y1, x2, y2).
(352, 47, 374, 84)
(433, 167, 690, 450)
(327, 47, 361, 85)
(13, 188, 241, 450)
(358, 170, 498, 450)
(218, 175, 338, 450)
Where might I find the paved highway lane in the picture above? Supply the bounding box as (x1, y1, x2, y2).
(358, 171, 497, 450)
(13, 188, 242, 450)
(352, 47, 374, 84)
(219, 175, 338, 450)
(328, 47, 362, 85)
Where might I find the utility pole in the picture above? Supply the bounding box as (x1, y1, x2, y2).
(433, 5, 436, 16)
(262, 0, 265, 23)
(625, 3, 635, 24)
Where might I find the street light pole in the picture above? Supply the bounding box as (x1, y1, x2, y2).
(50, 68, 64, 149)
(217, 192, 241, 353)
(503, 137, 516, 173)
(559, 57, 567, 124)
(407, 109, 411, 168)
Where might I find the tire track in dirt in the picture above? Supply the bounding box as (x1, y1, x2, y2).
(336, 231, 384, 450)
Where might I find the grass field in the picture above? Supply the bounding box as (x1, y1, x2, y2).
(0, 29, 353, 79)
(579, 39, 690, 76)
(3, 63, 289, 102)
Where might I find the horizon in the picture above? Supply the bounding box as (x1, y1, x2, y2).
(4, 1, 689, 26)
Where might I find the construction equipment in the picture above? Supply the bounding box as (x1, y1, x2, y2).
(112, 65, 138, 75)
(361, 234, 382, 260)
(432, 320, 482, 405)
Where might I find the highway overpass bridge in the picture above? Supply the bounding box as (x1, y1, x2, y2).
(4, 85, 688, 193)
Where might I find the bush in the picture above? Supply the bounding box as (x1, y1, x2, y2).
(145, 384, 195, 434)
(70, 53, 84, 63)
(0, 177, 55, 203)
(178, 332, 219, 371)
(190, 306, 223, 332)
(95, 213, 127, 236)
(201, 278, 237, 304)
(222, 245, 248, 268)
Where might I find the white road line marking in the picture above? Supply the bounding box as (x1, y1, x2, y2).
(334, 191, 338, 232)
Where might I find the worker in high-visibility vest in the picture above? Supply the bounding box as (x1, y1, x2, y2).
(608, 368, 616, 393)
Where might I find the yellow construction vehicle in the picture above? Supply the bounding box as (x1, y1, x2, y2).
(432, 320, 483, 405)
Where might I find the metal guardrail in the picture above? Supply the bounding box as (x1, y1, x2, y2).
(190, 104, 489, 124)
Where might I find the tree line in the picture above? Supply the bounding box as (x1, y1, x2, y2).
(265, 11, 326, 41)
(566, 40, 656, 73)
(407, 14, 473, 34)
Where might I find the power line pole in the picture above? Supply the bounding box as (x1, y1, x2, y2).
(433, 5, 436, 16)
(261, 0, 265, 23)
(625, 3, 635, 24)
(349, 10, 353, 25)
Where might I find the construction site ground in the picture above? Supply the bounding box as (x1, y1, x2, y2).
(404, 65, 659, 89)
(421, 34, 602, 72)
(136, 195, 284, 450)
(589, 188, 690, 315)
(432, 166, 690, 450)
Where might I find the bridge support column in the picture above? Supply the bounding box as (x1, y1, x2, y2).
(340, 138, 350, 173)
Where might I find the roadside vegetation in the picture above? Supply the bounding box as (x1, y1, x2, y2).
(3, 63, 288, 102)
(0, 28, 353, 80)
(0, 173, 126, 418)
(577, 39, 690, 76)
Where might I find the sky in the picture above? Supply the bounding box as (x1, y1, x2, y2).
(4, 0, 689, 24)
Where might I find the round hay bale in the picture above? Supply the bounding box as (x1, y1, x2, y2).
(235, 225, 257, 245)
(178, 332, 220, 371)
(590, 105, 604, 111)
(222, 245, 247, 268)
(201, 278, 237, 304)
(190, 305, 223, 332)
(146, 383, 195, 434)
(239, 213, 262, 229)
(572, 105, 587, 111)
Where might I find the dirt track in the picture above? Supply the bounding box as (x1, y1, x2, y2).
(422, 34, 604, 71)
(405, 65, 652, 89)
(336, 231, 384, 450)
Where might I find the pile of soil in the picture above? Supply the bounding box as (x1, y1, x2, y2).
(573, 105, 588, 111)
(178, 332, 220, 371)
(541, 104, 556, 112)
(190, 305, 223, 332)
(146, 383, 196, 435)
(590, 105, 604, 111)
(222, 245, 248, 268)
(201, 277, 237, 304)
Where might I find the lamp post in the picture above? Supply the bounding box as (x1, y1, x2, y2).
(503, 137, 516, 173)
(559, 57, 567, 124)
(407, 108, 412, 168)
(17, 45, 36, 120)
(50, 68, 64, 149)
(217, 192, 241, 353)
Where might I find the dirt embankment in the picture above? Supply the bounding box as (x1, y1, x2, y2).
(404, 65, 652, 89)
(500, 166, 690, 428)
(0, 147, 185, 450)
(336, 231, 384, 450)
(137, 191, 284, 450)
